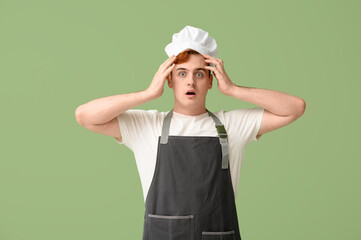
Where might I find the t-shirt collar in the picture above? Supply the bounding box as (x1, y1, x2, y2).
(172, 110, 209, 119)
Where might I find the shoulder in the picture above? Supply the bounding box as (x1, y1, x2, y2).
(117, 109, 173, 132)
(118, 109, 164, 121)
(223, 107, 264, 117)
(211, 107, 263, 123)
(214, 107, 264, 141)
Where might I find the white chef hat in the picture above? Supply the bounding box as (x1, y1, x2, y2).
(165, 25, 217, 58)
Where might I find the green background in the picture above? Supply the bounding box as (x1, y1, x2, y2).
(1, 0, 360, 239)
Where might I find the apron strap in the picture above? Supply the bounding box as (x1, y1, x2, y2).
(160, 109, 173, 144)
(160, 109, 229, 169)
(206, 109, 229, 169)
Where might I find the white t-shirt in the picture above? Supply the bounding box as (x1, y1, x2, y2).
(114, 107, 264, 202)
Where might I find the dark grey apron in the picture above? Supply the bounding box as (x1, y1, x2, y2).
(142, 108, 242, 240)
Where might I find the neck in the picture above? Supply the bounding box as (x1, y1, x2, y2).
(173, 105, 207, 116)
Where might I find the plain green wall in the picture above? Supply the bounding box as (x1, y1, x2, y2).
(0, 0, 360, 239)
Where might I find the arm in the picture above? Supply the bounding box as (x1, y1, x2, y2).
(202, 53, 306, 139)
(75, 90, 156, 142)
(75, 90, 155, 126)
(75, 55, 176, 140)
(225, 85, 306, 138)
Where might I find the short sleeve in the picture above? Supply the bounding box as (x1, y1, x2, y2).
(248, 107, 264, 142)
(224, 107, 264, 143)
(113, 109, 159, 151)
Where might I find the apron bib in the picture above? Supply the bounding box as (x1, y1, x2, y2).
(142, 109, 242, 240)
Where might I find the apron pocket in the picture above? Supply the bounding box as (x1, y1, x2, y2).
(148, 214, 194, 240)
(202, 230, 235, 240)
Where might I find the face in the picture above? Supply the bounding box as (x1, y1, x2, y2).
(167, 54, 213, 113)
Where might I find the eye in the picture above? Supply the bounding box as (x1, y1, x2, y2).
(179, 72, 186, 77)
(196, 72, 203, 77)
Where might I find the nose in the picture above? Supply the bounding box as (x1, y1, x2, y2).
(186, 75, 196, 86)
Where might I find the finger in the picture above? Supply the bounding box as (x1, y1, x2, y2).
(165, 60, 176, 72)
(205, 60, 218, 70)
(205, 59, 217, 65)
(204, 65, 215, 70)
(165, 64, 175, 79)
(165, 63, 176, 73)
(205, 60, 225, 74)
(203, 54, 222, 64)
(204, 65, 218, 74)
(161, 55, 176, 69)
(160, 55, 175, 69)
(202, 53, 217, 61)
(165, 55, 176, 64)
(208, 58, 222, 65)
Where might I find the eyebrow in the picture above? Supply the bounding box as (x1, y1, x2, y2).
(175, 67, 206, 72)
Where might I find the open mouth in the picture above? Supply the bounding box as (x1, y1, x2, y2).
(186, 91, 196, 95)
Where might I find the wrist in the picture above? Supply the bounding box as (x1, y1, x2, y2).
(223, 84, 237, 97)
(143, 88, 158, 101)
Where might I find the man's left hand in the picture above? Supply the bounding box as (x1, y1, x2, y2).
(202, 54, 236, 95)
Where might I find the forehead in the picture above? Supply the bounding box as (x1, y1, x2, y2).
(175, 54, 207, 71)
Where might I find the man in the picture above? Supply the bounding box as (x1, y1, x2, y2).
(75, 25, 305, 240)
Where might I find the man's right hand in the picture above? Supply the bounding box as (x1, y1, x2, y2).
(146, 55, 176, 99)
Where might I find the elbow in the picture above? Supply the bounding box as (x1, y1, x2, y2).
(296, 99, 306, 117)
(75, 106, 86, 126)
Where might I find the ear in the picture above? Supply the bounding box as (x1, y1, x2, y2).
(167, 75, 173, 88)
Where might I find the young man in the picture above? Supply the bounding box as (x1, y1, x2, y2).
(75, 26, 306, 240)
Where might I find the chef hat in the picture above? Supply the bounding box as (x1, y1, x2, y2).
(165, 25, 217, 58)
